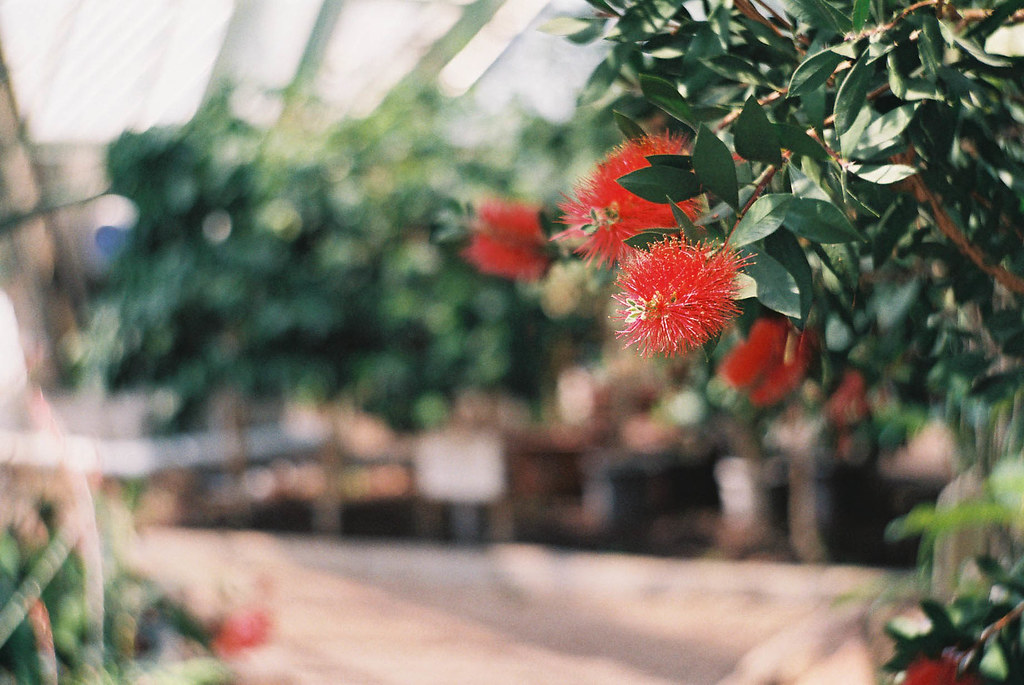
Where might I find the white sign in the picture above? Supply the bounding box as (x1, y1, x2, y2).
(414, 430, 505, 504)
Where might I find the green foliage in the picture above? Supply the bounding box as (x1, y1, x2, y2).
(77, 86, 614, 430)
(557, 0, 1024, 424)
(0, 499, 226, 683)
(886, 556, 1024, 682)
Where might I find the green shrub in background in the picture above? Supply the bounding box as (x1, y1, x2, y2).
(76, 85, 617, 431)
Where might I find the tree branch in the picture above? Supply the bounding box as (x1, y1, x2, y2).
(899, 171, 1024, 295)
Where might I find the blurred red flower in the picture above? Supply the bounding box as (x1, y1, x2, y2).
(718, 316, 789, 388)
(903, 652, 980, 685)
(212, 607, 272, 658)
(719, 315, 816, 407)
(461, 199, 549, 282)
(613, 238, 746, 357)
(826, 369, 870, 427)
(555, 132, 704, 267)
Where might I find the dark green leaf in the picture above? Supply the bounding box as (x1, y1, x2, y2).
(614, 111, 648, 140)
(766, 228, 814, 322)
(782, 0, 851, 34)
(704, 54, 771, 87)
(920, 600, 960, 638)
(640, 74, 697, 130)
(617, 165, 702, 203)
(683, 23, 727, 64)
(971, 368, 1024, 403)
(670, 201, 706, 243)
(731, 194, 793, 247)
(785, 198, 864, 242)
(743, 249, 802, 317)
(583, 0, 617, 14)
(647, 154, 693, 169)
(734, 97, 782, 166)
(852, 0, 870, 32)
(834, 54, 875, 156)
(918, 15, 944, 79)
(776, 124, 828, 160)
(624, 228, 678, 248)
(693, 125, 739, 208)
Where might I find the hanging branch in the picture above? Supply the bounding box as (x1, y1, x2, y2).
(899, 171, 1024, 295)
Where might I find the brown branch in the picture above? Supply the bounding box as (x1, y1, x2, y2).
(899, 170, 1024, 295)
(751, 0, 793, 31)
(727, 160, 786, 244)
(735, 0, 789, 39)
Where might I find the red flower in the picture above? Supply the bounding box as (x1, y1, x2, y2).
(462, 199, 549, 281)
(719, 316, 789, 388)
(613, 238, 747, 357)
(903, 652, 981, 685)
(826, 369, 870, 427)
(719, 315, 816, 407)
(555, 132, 704, 267)
(212, 607, 272, 657)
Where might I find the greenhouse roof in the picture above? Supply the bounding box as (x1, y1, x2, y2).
(0, 0, 602, 145)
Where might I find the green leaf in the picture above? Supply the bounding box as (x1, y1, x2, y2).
(790, 162, 831, 201)
(614, 111, 647, 140)
(578, 56, 619, 106)
(782, 0, 851, 34)
(731, 194, 793, 247)
(540, 16, 598, 36)
(918, 15, 944, 79)
(734, 97, 782, 166)
(704, 54, 771, 87)
(693, 125, 739, 208)
(852, 0, 870, 32)
(938, 19, 1013, 66)
(670, 201, 705, 242)
(647, 154, 693, 169)
(617, 165, 702, 203)
(624, 228, 678, 248)
(743, 249, 802, 317)
(785, 198, 864, 242)
(846, 163, 918, 184)
(639, 74, 697, 130)
(834, 54, 875, 156)
(765, 228, 814, 322)
(967, 0, 1024, 41)
(980, 642, 1010, 680)
(734, 272, 757, 299)
(851, 104, 917, 156)
(776, 123, 828, 160)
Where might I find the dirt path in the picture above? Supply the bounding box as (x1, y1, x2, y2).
(131, 527, 891, 684)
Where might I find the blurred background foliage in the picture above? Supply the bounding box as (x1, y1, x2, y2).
(73, 84, 620, 431)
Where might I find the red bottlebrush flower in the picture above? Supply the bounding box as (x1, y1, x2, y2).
(461, 199, 549, 282)
(613, 238, 747, 357)
(719, 315, 816, 407)
(826, 369, 870, 427)
(555, 132, 704, 267)
(212, 607, 272, 657)
(747, 327, 816, 407)
(903, 652, 981, 685)
(718, 316, 789, 388)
